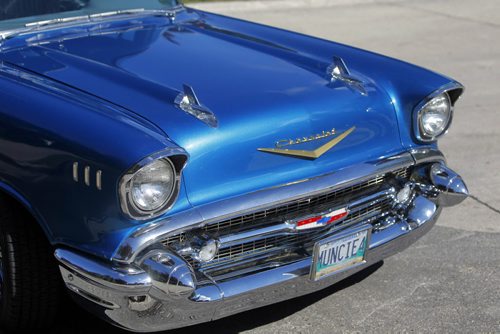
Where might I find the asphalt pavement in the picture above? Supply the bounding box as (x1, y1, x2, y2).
(34, 0, 500, 333)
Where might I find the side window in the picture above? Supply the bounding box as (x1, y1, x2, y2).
(0, 0, 89, 20)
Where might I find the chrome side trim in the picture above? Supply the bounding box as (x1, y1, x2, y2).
(72, 162, 103, 190)
(112, 151, 416, 264)
(72, 162, 79, 182)
(96, 170, 103, 191)
(413, 81, 465, 142)
(84, 166, 91, 186)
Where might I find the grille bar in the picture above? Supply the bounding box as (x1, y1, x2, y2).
(203, 174, 387, 234)
(217, 187, 395, 249)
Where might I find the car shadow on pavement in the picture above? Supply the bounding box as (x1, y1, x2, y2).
(25, 261, 384, 334)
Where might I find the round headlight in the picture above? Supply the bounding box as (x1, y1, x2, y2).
(418, 93, 452, 140)
(130, 159, 175, 212)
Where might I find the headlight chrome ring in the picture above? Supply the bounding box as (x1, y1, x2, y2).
(119, 150, 187, 220)
(413, 82, 464, 142)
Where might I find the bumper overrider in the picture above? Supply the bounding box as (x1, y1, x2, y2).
(54, 148, 468, 332)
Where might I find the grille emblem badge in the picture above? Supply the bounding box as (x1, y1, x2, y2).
(291, 207, 349, 231)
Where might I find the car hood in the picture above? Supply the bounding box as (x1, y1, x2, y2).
(1, 10, 416, 207)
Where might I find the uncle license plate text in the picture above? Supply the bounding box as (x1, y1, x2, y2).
(311, 228, 370, 280)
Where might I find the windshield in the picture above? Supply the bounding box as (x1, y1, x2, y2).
(0, 0, 180, 31)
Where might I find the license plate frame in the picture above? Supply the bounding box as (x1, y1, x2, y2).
(310, 225, 371, 281)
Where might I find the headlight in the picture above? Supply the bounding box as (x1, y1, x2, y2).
(119, 152, 187, 220)
(418, 93, 451, 139)
(130, 159, 175, 212)
(414, 83, 464, 142)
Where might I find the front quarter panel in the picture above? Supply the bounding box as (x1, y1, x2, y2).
(0, 62, 189, 259)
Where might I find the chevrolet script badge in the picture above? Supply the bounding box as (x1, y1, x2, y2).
(258, 126, 356, 159)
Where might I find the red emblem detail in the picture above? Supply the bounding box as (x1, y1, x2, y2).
(295, 208, 349, 230)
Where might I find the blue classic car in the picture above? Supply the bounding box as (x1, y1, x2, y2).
(0, 0, 468, 332)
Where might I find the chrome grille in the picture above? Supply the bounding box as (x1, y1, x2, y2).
(198, 198, 394, 270)
(162, 168, 409, 278)
(204, 174, 387, 234)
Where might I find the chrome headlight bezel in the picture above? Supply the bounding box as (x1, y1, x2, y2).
(119, 150, 187, 220)
(413, 82, 464, 142)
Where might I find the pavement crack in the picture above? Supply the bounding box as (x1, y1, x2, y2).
(470, 195, 500, 215)
(355, 282, 436, 326)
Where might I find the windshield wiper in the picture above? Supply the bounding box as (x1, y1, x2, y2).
(89, 8, 175, 19)
(24, 8, 175, 28)
(0, 8, 176, 44)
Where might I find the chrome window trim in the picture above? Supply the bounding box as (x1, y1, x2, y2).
(413, 81, 465, 142)
(112, 148, 445, 264)
(0, 5, 185, 44)
(118, 148, 188, 221)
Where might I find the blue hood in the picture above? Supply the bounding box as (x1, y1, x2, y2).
(0, 8, 451, 207)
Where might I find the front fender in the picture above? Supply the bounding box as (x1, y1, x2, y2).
(0, 62, 190, 259)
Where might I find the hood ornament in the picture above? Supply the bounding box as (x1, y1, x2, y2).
(258, 126, 356, 159)
(175, 84, 218, 128)
(327, 56, 367, 96)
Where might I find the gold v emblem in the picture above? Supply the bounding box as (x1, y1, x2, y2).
(258, 126, 356, 159)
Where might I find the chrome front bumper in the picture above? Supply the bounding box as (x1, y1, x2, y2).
(54, 149, 468, 332)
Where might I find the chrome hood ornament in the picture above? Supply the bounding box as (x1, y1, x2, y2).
(175, 84, 218, 128)
(258, 126, 356, 159)
(327, 56, 367, 96)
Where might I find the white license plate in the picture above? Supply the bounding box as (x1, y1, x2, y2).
(311, 228, 370, 281)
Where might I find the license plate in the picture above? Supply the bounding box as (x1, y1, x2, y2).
(311, 228, 370, 281)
